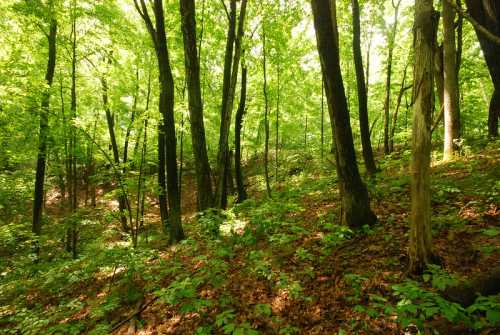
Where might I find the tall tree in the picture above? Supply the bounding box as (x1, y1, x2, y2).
(179, 0, 214, 211)
(409, 0, 438, 274)
(134, 0, 184, 243)
(464, 0, 500, 137)
(262, 26, 272, 198)
(33, 6, 57, 237)
(234, 64, 248, 203)
(311, 0, 377, 229)
(383, 0, 402, 155)
(443, 0, 461, 160)
(215, 0, 247, 209)
(351, 0, 377, 174)
(101, 74, 129, 232)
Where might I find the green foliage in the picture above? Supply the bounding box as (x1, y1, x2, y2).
(391, 280, 468, 329)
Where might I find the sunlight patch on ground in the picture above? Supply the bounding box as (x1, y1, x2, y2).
(220, 218, 249, 236)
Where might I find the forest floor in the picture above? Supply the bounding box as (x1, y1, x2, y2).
(1, 142, 499, 335)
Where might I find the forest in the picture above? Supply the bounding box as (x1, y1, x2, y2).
(0, 0, 499, 334)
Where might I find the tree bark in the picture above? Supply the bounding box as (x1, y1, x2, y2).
(33, 17, 57, 237)
(234, 65, 248, 203)
(180, 0, 214, 211)
(134, 0, 184, 243)
(443, 0, 461, 160)
(464, 0, 500, 137)
(389, 58, 411, 152)
(215, 0, 247, 209)
(409, 0, 438, 274)
(262, 26, 272, 198)
(351, 0, 377, 174)
(311, 0, 377, 229)
(383, 0, 402, 155)
(101, 75, 129, 232)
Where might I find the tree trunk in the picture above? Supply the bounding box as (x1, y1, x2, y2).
(180, 0, 214, 211)
(275, 62, 280, 183)
(443, 0, 461, 160)
(134, 0, 184, 242)
(351, 0, 377, 174)
(311, 0, 377, 229)
(101, 75, 129, 232)
(262, 27, 272, 198)
(383, 0, 402, 155)
(33, 18, 57, 237)
(465, 0, 500, 137)
(321, 79, 325, 160)
(409, 0, 437, 274)
(234, 65, 248, 203)
(389, 58, 410, 152)
(215, 0, 247, 209)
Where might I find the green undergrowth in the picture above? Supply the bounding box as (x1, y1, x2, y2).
(1, 144, 499, 334)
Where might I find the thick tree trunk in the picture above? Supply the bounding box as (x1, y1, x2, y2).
(351, 0, 377, 174)
(262, 27, 272, 198)
(465, 0, 500, 137)
(33, 18, 57, 237)
(153, 0, 184, 243)
(409, 0, 437, 274)
(443, 0, 461, 160)
(311, 0, 377, 229)
(180, 0, 213, 211)
(383, 0, 402, 155)
(234, 66, 248, 203)
(215, 0, 247, 209)
(134, 0, 184, 242)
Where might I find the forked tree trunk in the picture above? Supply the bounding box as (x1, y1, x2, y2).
(443, 0, 461, 160)
(409, 0, 438, 274)
(311, 0, 377, 229)
(33, 17, 57, 237)
(180, 0, 214, 210)
(215, 0, 247, 208)
(234, 65, 248, 203)
(351, 0, 377, 174)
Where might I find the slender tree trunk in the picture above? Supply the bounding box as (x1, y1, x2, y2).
(409, 0, 438, 274)
(123, 68, 139, 166)
(351, 0, 377, 174)
(275, 62, 280, 183)
(179, 0, 213, 210)
(389, 58, 411, 152)
(215, 0, 247, 209)
(311, 0, 377, 229)
(101, 76, 129, 232)
(33, 17, 57, 237)
(443, 0, 461, 160)
(365, 31, 372, 92)
(235, 65, 248, 203)
(383, 0, 402, 155)
(262, 27, 272, 198)
(464, 0, 500, 137)
(321, 79, 325, 160)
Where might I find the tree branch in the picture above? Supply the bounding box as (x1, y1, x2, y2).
(445, 0, 500, 46)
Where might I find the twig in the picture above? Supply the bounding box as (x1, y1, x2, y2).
(110, 297, 159, 333)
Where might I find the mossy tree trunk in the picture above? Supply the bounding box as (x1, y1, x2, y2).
(409, 0, 438, 274)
